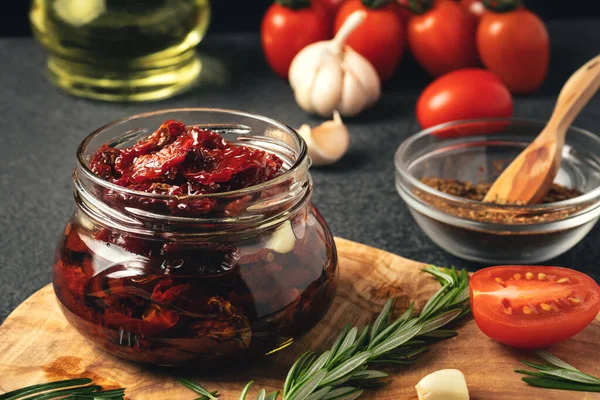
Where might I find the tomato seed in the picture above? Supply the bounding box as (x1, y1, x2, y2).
(540, 303, 552, 311)
(513, 273, 521, 280)
(525, 272, 534, 280)
(538, 273, 546, 280)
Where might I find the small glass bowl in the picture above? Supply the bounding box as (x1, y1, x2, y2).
(395, 119, 600, 264)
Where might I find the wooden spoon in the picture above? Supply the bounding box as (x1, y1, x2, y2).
(483, 54, 600, 205)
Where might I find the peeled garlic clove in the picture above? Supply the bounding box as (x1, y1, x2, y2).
(415, 369, 470, 400)
(265, 221, 296, 254)
(298, 111, 349, 167)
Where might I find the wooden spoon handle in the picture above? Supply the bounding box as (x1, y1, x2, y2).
(547, 54, 600, 137)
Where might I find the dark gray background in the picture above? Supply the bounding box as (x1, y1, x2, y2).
(2, 20, 600, 322)
(2, 1, 600, 36)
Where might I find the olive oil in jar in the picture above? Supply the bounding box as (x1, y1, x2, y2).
(30, 0, 211, 102)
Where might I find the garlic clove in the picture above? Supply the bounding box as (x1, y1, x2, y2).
(310, 60, 344, 117)
(339, 69, 368, 117)
(265, 221, 296, 254)
(415, 369, 470, 400)
(298, 111, 349, 167)
(342, 48, 381, 107)
(290, 44, 323, 114)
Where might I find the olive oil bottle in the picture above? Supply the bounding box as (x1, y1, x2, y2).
(30, 0, 211, 102)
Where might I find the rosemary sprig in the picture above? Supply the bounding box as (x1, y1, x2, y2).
(0, 378, 125, 400)
(180, 265, 471, 400)
(515, 351, 600, 392)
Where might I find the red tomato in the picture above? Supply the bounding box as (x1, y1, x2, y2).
(408, 1, 479, 76)
(261, 2, 332, 79)
(334, 0, 404, 81)
(314, 0, 345, 17)
(470, 266, 600, 349)
(417, 69, 513, 130)
(460, 0, 486, 18)
(477, 8, 549, 94)
(407, 1, 479, 77)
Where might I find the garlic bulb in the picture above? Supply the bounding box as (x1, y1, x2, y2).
(298, 111, 349, 167)
(415, 369, 470, 400)
(289, 11, 381, 118)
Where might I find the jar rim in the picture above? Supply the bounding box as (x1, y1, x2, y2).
(76, 107, 308, 200)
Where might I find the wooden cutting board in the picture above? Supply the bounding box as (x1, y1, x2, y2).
(1, 237, 599, 399)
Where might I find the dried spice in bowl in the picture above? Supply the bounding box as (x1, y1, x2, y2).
(418, 177, 583, 225)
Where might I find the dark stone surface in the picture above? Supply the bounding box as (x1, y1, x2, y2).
(2, 21, 600, 322)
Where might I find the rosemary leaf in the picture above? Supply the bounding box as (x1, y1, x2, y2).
(23, 385, 100, 400)
(287, 370, 327, 400)
(0, 378, 93, 400)
(419, 309, 462, 335)
(300, 351, 332, 383)
(332, 329, 358, 364)
(320, 352, 372, 387)
(536, 351, 580, 372)
(419, 329, 457, 338)
(176, 378, 218, 400)
(284, 353, 316, 396)
(304, 386, 332, 400)
(350, 371, 388, 381)
(369, 324, 422, 358)
(240, 381, 254, 400)
(422, 266, 455, 286)
(539, 368, 600, 385)
(325, 326, 351, 369)
(256, 389, 266, 400)
(265, 391, 280, 400)
(514, 369, 550, 379)
(322, 387, 362, 400)
(522, 378, 600, 392)
(520, 361, 552, 371)
(370, 299, 393, 341)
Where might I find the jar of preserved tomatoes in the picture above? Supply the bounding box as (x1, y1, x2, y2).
(53, 109, 338, 366)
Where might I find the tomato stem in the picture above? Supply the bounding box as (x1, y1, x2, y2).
(361, 0, 394, 9)
(482, 0, 521, 12)
(275, 0, 311, 9)
(401, 0, 434, 14)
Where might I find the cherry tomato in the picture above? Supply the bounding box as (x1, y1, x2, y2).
(314, 0, 345, 17)
(470, 266, 600, 349)
(417, 69, 513, 130)
(261, 2, 332, 79)
(477, 8, 549, 94)
(460, 0, 486, 18)
(407, 1, 479, 77)
(334, 0, 404, 81)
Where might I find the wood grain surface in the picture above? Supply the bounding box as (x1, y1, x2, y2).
(0, 237, 599, 399)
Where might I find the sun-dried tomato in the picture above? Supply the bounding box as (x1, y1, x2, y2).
(89, 120, 284, 201)
(114, 120, 186, 175)
(151, 279, 191, 303)
(89, 144, 121, 180)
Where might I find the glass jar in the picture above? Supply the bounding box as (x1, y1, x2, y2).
(53, 109, 338, 366)
(30, 0, 211, 102)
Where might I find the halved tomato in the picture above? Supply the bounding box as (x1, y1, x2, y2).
(470, 266, 600, 349)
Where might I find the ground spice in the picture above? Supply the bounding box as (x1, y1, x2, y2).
(417, 177, 584, 224)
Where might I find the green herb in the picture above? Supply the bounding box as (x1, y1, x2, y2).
(515, 351, 600, 392)
(179, 266, 471, 399)
(0, 378, 125, 400)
